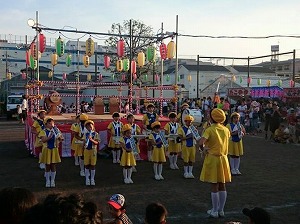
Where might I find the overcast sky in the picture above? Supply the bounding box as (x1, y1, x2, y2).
(1, 0, 300, 64)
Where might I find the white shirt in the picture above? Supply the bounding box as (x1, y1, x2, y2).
(21, 99, 27, 110)
(238, 105, 247, 117)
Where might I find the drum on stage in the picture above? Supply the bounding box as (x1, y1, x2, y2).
(181, 108, 203, 127)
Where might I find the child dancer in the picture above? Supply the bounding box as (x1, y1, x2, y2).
(83, 120, 99, 186)
(70, 115, 80, 166)
(107, 194, 133, 224)
(74, 113, 89, 176)
(39, 117, 63, 188)
(199, 108, 231, 218)
(107, 112, 123, 164)
(142, 103, 159, 161)
(164, 112, 180, 170)
(127, 113, 141, 172)
(32, 109, 46, 169)
(178, 115, 197, 178)
(226, 112, 245, 175)
(120, 124, 136, 184)
(149, 121, 166, 180)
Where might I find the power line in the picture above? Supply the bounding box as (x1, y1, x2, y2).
(178, 34, 300, 39)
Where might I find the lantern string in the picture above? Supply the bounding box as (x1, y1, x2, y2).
(178, 34, 300, 39)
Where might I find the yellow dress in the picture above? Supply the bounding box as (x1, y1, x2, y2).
(70, 123, 78, 151)
(200, 124, 231, 183)
(142, 113, 159, 130)
(32, 119, 44, 149)
(73, 123, 85, 156)
(107, 121, 123, 148)
(178, 126, 196, 163)
(120, 137, 136, 167)
(83, 131, 99, 166)
(164, 122, 180, 153)
(39, 129, 61, 164)
(226, 123, 244, 156)
(149, 133, 166, 163)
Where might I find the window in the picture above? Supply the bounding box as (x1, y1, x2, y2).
(180, 74, 184, 79)
(277, 66, 282, 71)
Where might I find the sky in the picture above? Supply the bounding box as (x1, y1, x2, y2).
(1, 0, 300, 64)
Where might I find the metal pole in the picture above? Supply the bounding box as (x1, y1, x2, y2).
(160, 22, 164, 116)
(36, 11, 40, 111)
(175, 15, 178, 113)
(94, 52, 97, 95)
(197, 55, 199, 98)
(25, 35, 29, 106)
(247, 56, 250, 88)
(129, 20, 133, 112)
(292, 49, 296, 87)
(76, 39, 80, 115)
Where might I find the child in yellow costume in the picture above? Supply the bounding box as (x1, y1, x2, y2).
(119, 124, 137, 184)
(226, 112, 246, 175)
(178, 115, 197, 178)
(32, 109, 46, 169)
(74, 113, 89, 176)
(39, 117, 63, 188)
(83, 120, 99, 186)
(149, 121, 166, 181)
(107, 112, 123, 164)
(70, 115, 80, 166)
(127, 113, 141, 172)
(164, 112, 180, 170)
(199, 108, 231, 218)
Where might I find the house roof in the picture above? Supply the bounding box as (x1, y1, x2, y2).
(231, 65, 274, 73)
(164, 64, 228, 74)
(20, 66, 51, 73)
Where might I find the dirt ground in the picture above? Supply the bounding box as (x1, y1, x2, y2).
(0, 120, 299, 224)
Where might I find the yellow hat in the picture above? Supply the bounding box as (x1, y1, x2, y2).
(84, 120, 94, 126)
(181, 103, 189, 108)
(44, 117, 54, 124)
(230, 112, 240, 118)
(184, 115, 194, 121)
(79, 113, 89, 121)
(122, 124, 132, 132)
(211, 108, 226, 123)
(37, 109, 46, 115)
(147, 103, 155, 108)
(151, 121, 161, 129)
(168, 112, 177, 118)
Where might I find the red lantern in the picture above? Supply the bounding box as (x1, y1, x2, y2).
(131, 60, 136, 75)
(117, 39, 125, 57)
(99, 74, 103, 81)
(62, 73, 67, 80)
(133, 73, 137, 80)
(21, 72, 27, 80)
(39, 33, 46, 53)
(25, 50, 31, 66)
(247, 77, 252, 84)
(122, 73, 126, 81)
(104, 55, 110, 69)
(30, 43, 37, 59)
(159, 43, 167, 60)
(155, 74, 159, 82)
(290, 80, 295, 88)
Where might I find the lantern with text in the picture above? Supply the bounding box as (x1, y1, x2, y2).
(166, 74, 170, 82)
(51, 53, 58, 66)
(30, 43, 38, 59)
(86, 37, 95, 57)
(29, 56, 35, 69)
(167, 40, 175, 59)
(83, 55, 90, 68)
(87, 74, 92, 81)
(147, 46, 156, 62)
(6, 73, 11, 80)
(62, 73, 67, 80)
(117, 39, 125, 57)
(123, 58, 130, 72)
(66, 54, 72, 67)
(144, 74, 148, 81)
(25, 50, 31, 66)
(99, 74, 103, 81)
(116, 59, 123, 72)
(122, 73, 126, 81)
(266, 80, 271, 87)
(159, 43, 167, 60)
(131, 60, 136, 75)
(104, 55, 110, 69)
(48, 71, 53, 78)
(247, 77, 252, 85)
(290, 80, 295, 88)
(137, 51, 145, 67)
(231, 75, 236, 82)
(187, 74, 192, 82)
(257, 78, 261, 85)
(112, 74, 115, 81)
(155, 74, 159, 82)
(239, 77, 243, 83)
(21, 72, 26, 80)
(56, 37, 64, 57)
(39, 33, 46, 53)
(278, 80, 282, 87)
(133, 73, 137, 80)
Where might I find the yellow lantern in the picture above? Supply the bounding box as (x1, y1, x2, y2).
(137, 51, 145, 67)
(51, 53, 58, 66)
(48, 71, 53, 78)
(188, 74, 192, 82)
(86, 37, 95, 57)
(87, 74, 92, 81)
(231, 75, 236, 82)
(83, 54, 90, 68)
(266, 80, 271, 87)
(116, 59, 123, 72)
(167, 40, 176, 59)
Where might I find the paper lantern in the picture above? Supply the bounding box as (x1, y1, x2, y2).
(39, 33, 46, 53)
(87, 74, 92, 81)
(116, 59, 123, 72)
(257, 78, 261, 85)
(187, 74, 192, 82)
(147, 46, 156, 62)
(247, 77, 252, 85)
(290, 80, 295, 88)
(131, 60, 136, 75)
(99, 73, 103, 81)
(30, 43, 38, 59)
(66, 54, 72, 67)
(6, 73, 11, 80)
(117, 39, 125, 57)
(21, 72, 26, 80)
(133, 73, 137, 80)
(86, 37, 95, 57)
(239, 77, 243, 83)
(25, 50, 31, 66)
(56, 37, 64, 57)
(144, 74, 148, 81)
(121, 73, 126, 81)
(177, 75, 180, 82)
(29, 55, 35, 69)
(159, 43, 167, 60)
(123, 58, 130, 72)
(278, 80, 282, 87)
(62, 73, 67, 80)
(231, 75, 236, 82)
(112, 74, 115, 81)
(155, 74, 159, 82)
(104, 55, 110, 69)
(266, 80, 271, 87)
(137, 51, 145, 67)
(51, 53, 58, 66)
(83, 54, 90, 68)
(48, 71, 53, 78)
(167, 40, 176, 59)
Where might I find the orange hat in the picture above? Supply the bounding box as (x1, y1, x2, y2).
(122, 124, 132, 132)
(84, 120, 94, 126)
(181, 103, 189, 108)
(79, 113, 89, 121)
(44, 117, 54, 124)
(230, 112, 240, 118)
(184, 115, 194, 122)
(211, 108, 226, 123)
(151, 121, 161, 129)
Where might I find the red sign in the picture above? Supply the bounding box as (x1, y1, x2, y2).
(283, 88, 300, 98)
(228, 88, 251, 97)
